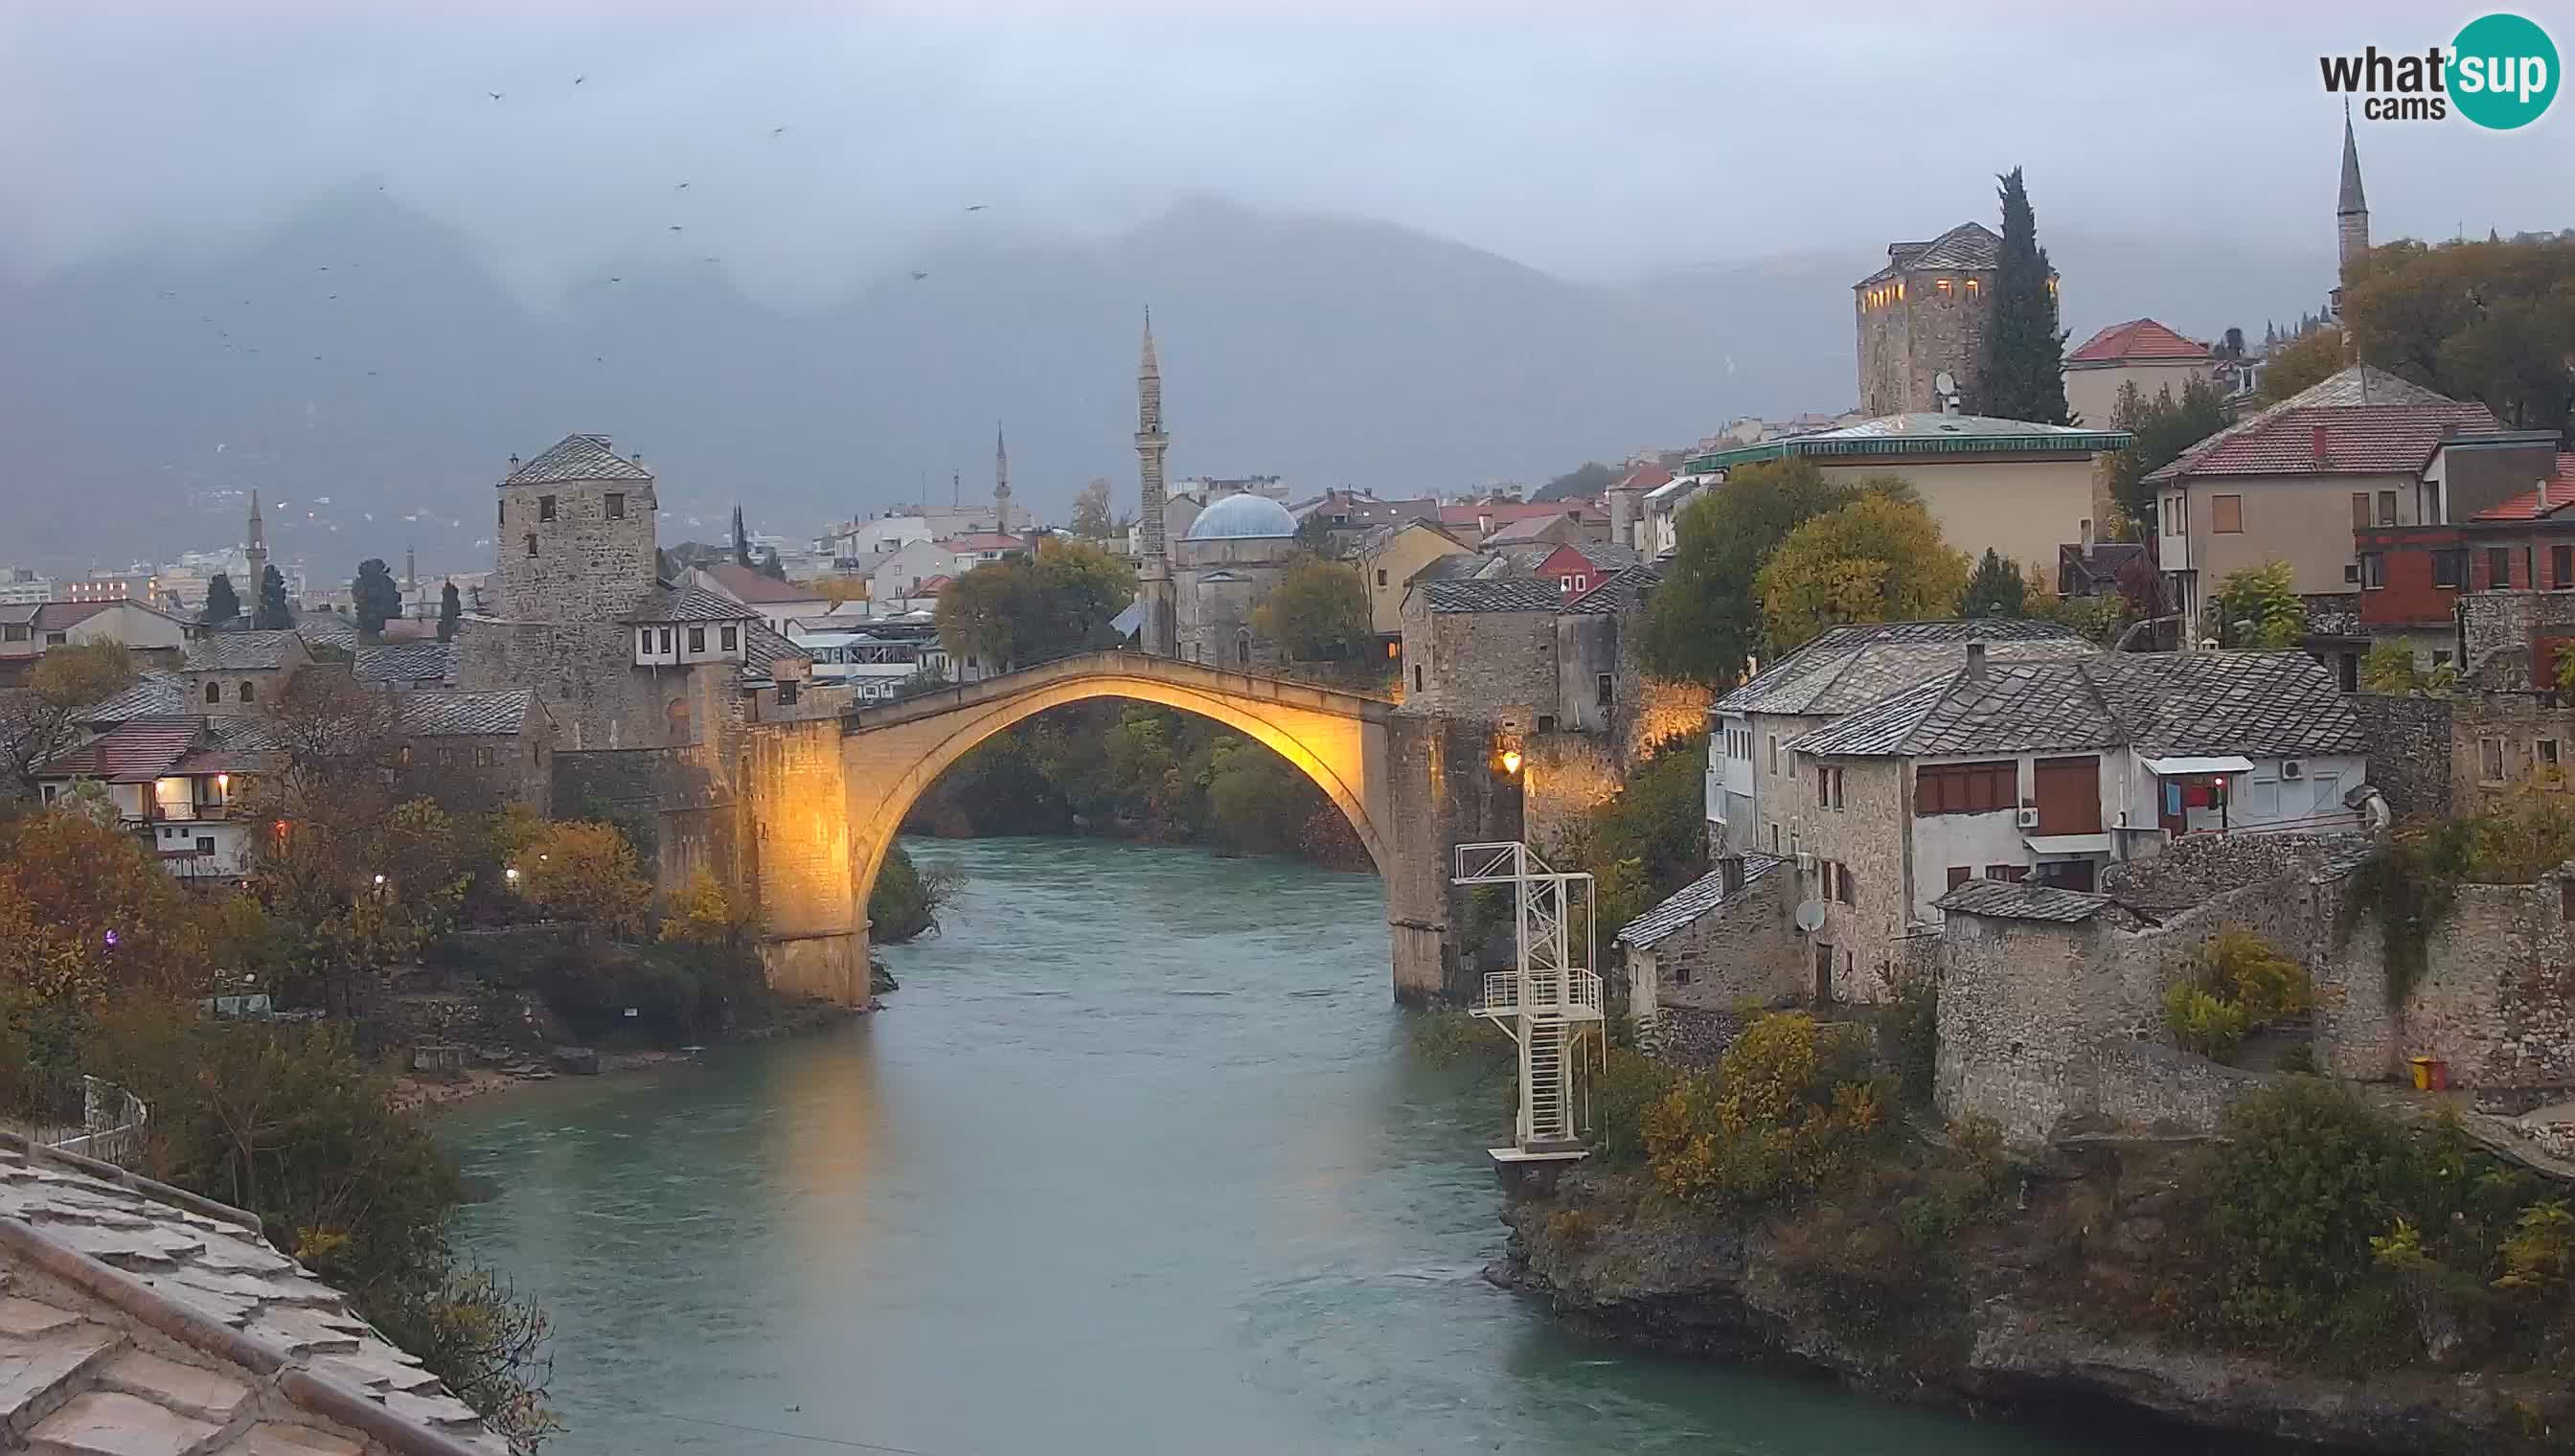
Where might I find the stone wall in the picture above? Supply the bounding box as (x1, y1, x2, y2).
(399, 730, 549, 813)
(1521, 732, 1622, 860)
(1775, 757, 1912, 1001)
(2348, 693, 2453, 817)
(492, 471, 657, 625)
(2098, 830, 2367, 913)
(1855, 265, 1993, 418)
(1401, 597, 1560, 726)
(1383, 712, 1522, 1004)
(737, 717, 865, 1006)
(2314, 874, 2575, 1088)
(456, 618, 678, 752)
(1632, 872, 1801, 1020)
(2460, 589, 2575, 686)
(2089, 1038, 2269, 1136)
(2450, 689, 2575, 814)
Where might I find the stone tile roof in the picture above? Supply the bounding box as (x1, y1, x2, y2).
(2468, 453, 2575, 521)
(1932, 878, 2121, 923)
(503, 433, 650, 486)
(1567, 541, 1643, 571)
(82, 672, 189, 725)
(0, 1132, 504, 1453)
(1563, 563, 1662, 615)
(626, 584, 760, 625)
(353, 642, 455, 687)
(1789, 648, 2367, 760)
(36, 717, 206, 783)
(1715, 619, 2092, 717)
(2067, 318, 2209, 365)
(1420, 579, 1565, 614)
(1616, 853, 1785, 947)
(181, 632, 300, 672)
(286, 614, 362, 650)
(695, 564, 825, 605)
(2142, 366, 2494, 485)
(1857, 221, 2000, 285)
(740, 621, 804, 681)
(1483, 512, 1584, 545)
(1348, 518, 1453, 557)
(396, 690, 535, 738)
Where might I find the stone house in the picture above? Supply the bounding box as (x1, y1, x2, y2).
(1853, 220, 2018, 417)
(394, 688, 555, 812)
(2061, 317, 2213, 431)
(1174, 491, 1300, 670)
(353, 640, 456, 690)
(1399, 577, 1561, 721)
(1685, 412, 2129, 582)
(180, 630, 310, 716)
(1707, 618, 2094, 857)
(865, 536, 954, 612)
(2145, 366, 2496, 644)
(0, 599, 192, 684)
(2356, 443, 2575, 668)
(1482, 512, 1595, 552)
(1617, 851, 1794, 1039)
(691, 561, 832, 634)
(34, 716, 262, 879)
(1349, 518, 1470, 637)
(1435, 498, 1607, 546)
(1638, 470, 1718, 560)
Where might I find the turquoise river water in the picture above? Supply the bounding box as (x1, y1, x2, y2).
(444, 836, 2152, 1456)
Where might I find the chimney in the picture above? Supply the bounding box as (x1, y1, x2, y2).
(1608, 484, 1637, 546)
(1477, 511, 1493, 536)
(1719, 853, 1745, 896)
(1966, 640, 1988, 677)
(2080, 516, 2094, 548)
(2541, 476, 2553, 512)
(2312, 422, 2330, 464)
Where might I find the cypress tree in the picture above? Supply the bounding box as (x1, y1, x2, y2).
(200, 572, 241, 626)
(1976, 167, 2071, 424)
(437, 580, 463, 642)
(255, 565, 292, 629)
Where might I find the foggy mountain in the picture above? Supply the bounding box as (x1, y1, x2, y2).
(0, 191, 2330, 577)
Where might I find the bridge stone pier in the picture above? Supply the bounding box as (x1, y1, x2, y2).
(734, 650, 1518, 1008)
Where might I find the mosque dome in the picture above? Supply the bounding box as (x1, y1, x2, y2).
(1184, 491, 1297, 541)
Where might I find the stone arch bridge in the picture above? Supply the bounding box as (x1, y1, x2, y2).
(728, 651, 1514, 1008)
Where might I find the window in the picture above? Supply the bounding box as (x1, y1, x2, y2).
(1983, 864, 2029, 883)
(1915, 760, 2017, 815)
(538, 494, 558, 522)
(1935, 277, 1952, 296)
(659, 628, 673, 652)
(2490, 546, 2513, 588)
(605, 492, 626, 520)
(639, 629, 653, 654)
(397, 745, 412, 766)
(2345, 563, 2361, 583)
(1834, 863, 1855, 904)
(2432, 649, 2453, 668)
(1946, 866, 1972, 890)
(2211, 494, 2243, 534)
(1376, 569, 1388, 587)
(476, 746, 495, 767)
(238, 680, 254, 703)
(44, 632, 65, 646)
(2540, 739, 2562, 781)
(2432, 550, 2466, 588)
(688, 626, 705, 652)
(2377, 489, 2398, 527)
(205, 681, 220, 704)
(718, 625, 738, 651)
(1413, 665, 1424, 693)
(196, 836, 215, 855)
(498, 501, 506, 526)
(1770, 824, 1780, 853)
(1536, 715, 1557, 734)
(1817, 766, 1831, 808)
(2, 625, 25, 642)
(2481, 736, 2507, 784)
(2351, 492, 2371, 530)
(1965, 277, 1979, 297)
(1767, 735, 1780, 775)
(2360, 552, 2386, 589)
(2245, 776, 2279, 818)
(524, 534, 537, 557)
(1596, 672, 1614, 708)
(1235, 630, 1251, 668)
(2556, 545, 2572, 590)
(438, 747, 456, 766)
(777, 681, 800, 707)
(1673, 959, 1692, 987)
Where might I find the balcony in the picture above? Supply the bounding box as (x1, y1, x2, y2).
(1475, 968, 1604, 1022)
(147, 802, 230, 823)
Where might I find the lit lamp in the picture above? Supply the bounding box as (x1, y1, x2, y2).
(1500, 748, 1523, 776)
(504, 866, 522, 886)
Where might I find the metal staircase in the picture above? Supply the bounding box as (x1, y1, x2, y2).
(1455, 842, 1604, 1162)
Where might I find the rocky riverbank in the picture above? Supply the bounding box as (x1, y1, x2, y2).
(390, 995, 865, 1113)
(1493, 1143, 2573, 1455)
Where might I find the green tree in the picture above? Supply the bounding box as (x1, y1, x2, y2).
(255, 564, 292, 629)
(2107, 375, 2236, 526)
(1292, 511, 1337, 557)
(1755, 491, 1972, 651)
(201, 572, 241, 627)
(867, 844, 961, 943)
(1636, 458, 1859, 688)
(2344, 235, 2575, 435)
(1070, 477, 1116, 539)
(938, 539, 1136, 671)
(758, 547, 789, 582)
(1202, 738, 1311, 855)
(2211, 559, 2303, 648)
(1, 641, 137, 799)
(1534, 461, 1618, 503)
(731, 505, 752, 568)
(1974, 167, 2071, 424)
(1253, 557, 1371, 662)
(514, 821, 651, 936)
(352, 558, 402, 640)
(1959, 548, 2029, 619)
(2258, 326, 2346, 405)
(437, 581, 462, 643)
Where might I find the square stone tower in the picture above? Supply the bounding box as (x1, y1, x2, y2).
(493, 433, 659, 623)
(1853, 222, 2004, 418)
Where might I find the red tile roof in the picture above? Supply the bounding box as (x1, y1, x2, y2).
(914, 575, 954, 594)
(2157, 404, 2497, 481)
(1437, 500, 1595, 530)
(2067, 318, 2209, 365)
(38, 717, 205, 783)
(2470, 453, 2575, 521)
(1614, 460, 1674, 492)
(698, 562, 827, 604)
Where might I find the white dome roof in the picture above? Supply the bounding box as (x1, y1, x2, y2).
(1184, 491, 1297, 541)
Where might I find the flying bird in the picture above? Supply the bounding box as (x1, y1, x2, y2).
(908, 270, 929, 281)
(668, 224, 684, 232)
(328, 294, 338, 301)
(965, 204, 988, 212)
(700, 256, 719, 263)
(769, 125, 786, 136)
(675, 181, 690, 190)
(607, 276, 623, 284)
(573, 74, 586, 84)
(487, 91, 504, 101)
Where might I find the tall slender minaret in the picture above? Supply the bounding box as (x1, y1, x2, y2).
(992, 421, 1014, 534)
(244, 489, 269, 590)
(2333, 104, 2370, 320)
(1134, 307, 1177, 656)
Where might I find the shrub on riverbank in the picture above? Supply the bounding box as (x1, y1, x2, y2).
(869, 843, 962, 944)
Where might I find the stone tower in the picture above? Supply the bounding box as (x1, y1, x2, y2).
(1134, 308, 1178, 655)
(2333, 106, 2370, 320)
(1852, 221, 2003, 418)
(993, 421, 1014, 535)
(243, 489, 267, 589)
(492, 433, 659, 623)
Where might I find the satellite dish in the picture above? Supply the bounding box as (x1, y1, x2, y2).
(1793, 900, 1828, 934)
(1933, 369, 1957, 398)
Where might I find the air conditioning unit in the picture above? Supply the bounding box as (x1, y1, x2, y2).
(2016, 807, 2042, 829)
(1794, 851, 1815, 874)
(2281, 760, 2304, 780)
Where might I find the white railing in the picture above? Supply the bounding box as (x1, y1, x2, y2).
(1475, 968, 1604, 1020)
(34, 1077, 149, 1170)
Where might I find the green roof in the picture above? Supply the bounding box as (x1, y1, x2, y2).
(1687, 413, 2131, 473)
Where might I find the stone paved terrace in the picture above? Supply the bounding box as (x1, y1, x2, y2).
(0, 1132, 504, 1455)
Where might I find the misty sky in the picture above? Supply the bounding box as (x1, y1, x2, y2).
(5, 2, 2565, 307)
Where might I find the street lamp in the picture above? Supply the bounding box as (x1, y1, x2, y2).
(1500, 748, 1523, 776)
(504, 866, 522, 886)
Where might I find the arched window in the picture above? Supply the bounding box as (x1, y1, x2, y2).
(665, 695, 691, 744)
(205, 680, 220, 704)
(239, 680, 255, 703)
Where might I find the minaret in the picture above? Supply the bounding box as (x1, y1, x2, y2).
(993, 421, 1014, 534)
(244, 489, 268, 590)
(1134, 307, 1177, 656)
(2333, 104, 2370, 319)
